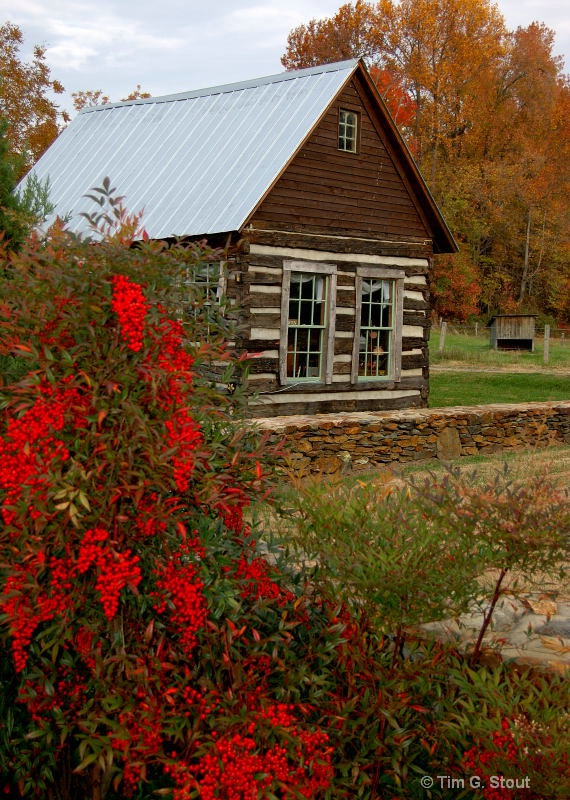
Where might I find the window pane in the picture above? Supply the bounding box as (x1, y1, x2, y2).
(358, 278, 394, 378)
(178, 262, 225, 334)
(286, 272, 327, 380)
(339, 109, 358, 152)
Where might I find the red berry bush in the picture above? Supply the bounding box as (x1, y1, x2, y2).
(0, 203, 339, 799)
(1, 188, 569, 800)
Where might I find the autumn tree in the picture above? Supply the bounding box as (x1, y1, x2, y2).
(282, 0, 376, 68)
(71, 89, 111, 113)
(367, 65, 416, 128)
(440, 23, 570, 315)
(0, 118, 27, 248)
(72, 85, 151, 113)
(282, 2, 570, 321)
(283, 4, 417, 128)
(0, 21, 68, 178)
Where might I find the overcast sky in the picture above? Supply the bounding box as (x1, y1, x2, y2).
(3, 0, 569, 116)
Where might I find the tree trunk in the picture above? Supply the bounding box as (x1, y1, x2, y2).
(518, 207, 532, 304)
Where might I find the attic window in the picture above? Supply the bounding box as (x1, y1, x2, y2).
(338, 109, 359, 152)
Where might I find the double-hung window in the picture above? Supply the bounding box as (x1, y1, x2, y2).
(178, 261, 227, 337)
(338, 108, 359, 153)
(280, 261, 337, 384)
(185, 261, 226, 317)
(352, 267, 404, 382)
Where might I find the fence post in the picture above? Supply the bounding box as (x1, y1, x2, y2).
(474, 322, 479, 337)
(439, 321, 447, 354)
(543, 324, 550, 365)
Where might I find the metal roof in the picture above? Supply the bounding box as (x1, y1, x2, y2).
(20, 60, 359, 240)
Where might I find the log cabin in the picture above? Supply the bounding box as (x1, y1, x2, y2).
(20, 58, 457, 417)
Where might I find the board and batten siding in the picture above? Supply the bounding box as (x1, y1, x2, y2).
(241, 244, 430, 417)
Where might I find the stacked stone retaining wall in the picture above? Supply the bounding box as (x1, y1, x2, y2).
(254, 401, 570, 476)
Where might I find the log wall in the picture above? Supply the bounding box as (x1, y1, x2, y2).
(238, 241, 432, 417)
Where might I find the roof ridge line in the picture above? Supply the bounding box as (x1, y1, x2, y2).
(81, 59, 360, 113)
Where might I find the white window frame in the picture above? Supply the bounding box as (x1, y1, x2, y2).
(351, 266, 405, 383)
(185, 261, 226, 309)
(175, 260, 228, 345)
(280, 261, 337, 385)
(338, 108, 359, 153)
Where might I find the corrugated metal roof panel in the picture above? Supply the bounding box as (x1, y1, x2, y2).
(21, 60, 359, 239)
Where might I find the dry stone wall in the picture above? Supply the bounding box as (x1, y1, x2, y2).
(254, 401, 570, 476)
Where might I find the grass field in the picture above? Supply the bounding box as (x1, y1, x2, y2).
(429, 329, 570, 406)
(430, 329, 570, 369)
(429, 371, 570, 406)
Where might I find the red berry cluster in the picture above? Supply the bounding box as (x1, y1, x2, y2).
(181, 686, 221, 722)
(76, 527, 109, 572)
(141, 306, 204, 493)
(152, 543, 208, 657)
(463, 718, 522, 800)
(152, 314, 195, 377)
(76, 526, 142, 620)
(235, 554, 295, 606)
(111, 273, 149, 351)
(259, 702, 297, 727)
(0, 382, 87, 526)
(112, 688, 165, 796)
(18, 667, 88, 725)
(166, 719, 333, 800)
(1, 550, 78, 672)
(2, 571, 46, 672)
(164, 408, 202, 492)
(133, 491, 168, 539)
(215, 486, 252, 536)
(96, 548, 142, 620)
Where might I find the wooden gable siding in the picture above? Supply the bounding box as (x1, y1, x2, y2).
(248, 74, 431, 247)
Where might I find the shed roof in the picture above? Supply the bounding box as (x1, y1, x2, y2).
(22, 60, 360, 239)
(487, 314, 538, 325)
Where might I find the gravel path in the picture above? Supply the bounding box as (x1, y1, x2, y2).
(431, 364, 570, 374)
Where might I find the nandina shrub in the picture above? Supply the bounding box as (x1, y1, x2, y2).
(461, 716, 570, 800)
(265, 468, 570, 797)
(0, 208, 341, 799)
(2, 192, 569, 800)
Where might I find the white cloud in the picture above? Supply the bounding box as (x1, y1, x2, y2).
(1, 0, 567, 111)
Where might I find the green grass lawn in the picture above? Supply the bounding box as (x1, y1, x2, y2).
(428, 330, 570, 406)
(430, 330, 570, 369)
(429, 371, 570, 407)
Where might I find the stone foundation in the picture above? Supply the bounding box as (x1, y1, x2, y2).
(254, 401, 570, 476)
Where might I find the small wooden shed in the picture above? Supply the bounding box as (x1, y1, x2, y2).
(19, 59, 457, 417)
(488, 315, 537, 351)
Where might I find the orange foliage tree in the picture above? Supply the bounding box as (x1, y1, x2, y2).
(72, 85, 151, 113)
(282, 0, 376, 68)
(368, 65, 416, 128)
(282, 2, 570, 322)
(431, 251, 481, 321)
(0, 22, 68, 178)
